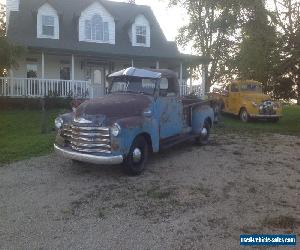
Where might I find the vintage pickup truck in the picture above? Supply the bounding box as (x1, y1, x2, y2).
(54, 67, 214, 175)
(212, 80, 282, 122)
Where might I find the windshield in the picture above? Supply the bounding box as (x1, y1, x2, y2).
(110, 78, 157, 95)
(240, 83, 262, 92)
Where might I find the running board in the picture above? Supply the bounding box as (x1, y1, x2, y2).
(160, 133, 198, 150)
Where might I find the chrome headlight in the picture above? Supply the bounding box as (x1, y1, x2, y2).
(111, 123, 121, 137)
(55, 117, 63, 130)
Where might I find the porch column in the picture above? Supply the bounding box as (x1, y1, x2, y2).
(156, 61, 160, 69)
(41, 52, 45, 79)
(179, 62, 183, 86)
(71, 54, 75, 81)
(9, 69, 14, 78)
(190, 67, 193, 88)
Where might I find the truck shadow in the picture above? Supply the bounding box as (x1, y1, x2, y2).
(63, 139, 219, 177)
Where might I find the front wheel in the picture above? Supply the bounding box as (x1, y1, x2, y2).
(239, 108, 249, 122)
(195, 120, 210, 145)
(123, 136, 148, 176)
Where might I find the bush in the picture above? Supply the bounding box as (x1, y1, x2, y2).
(0, 97, 73, 111)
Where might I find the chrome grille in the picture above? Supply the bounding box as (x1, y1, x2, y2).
(62, 124, 111, 153)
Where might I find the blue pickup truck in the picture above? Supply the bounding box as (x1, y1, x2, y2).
(54, 67, 214, 175)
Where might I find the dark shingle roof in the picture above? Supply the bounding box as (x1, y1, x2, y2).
(7, 0, 183, 60)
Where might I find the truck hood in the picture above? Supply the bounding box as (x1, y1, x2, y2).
(75, 93, 152, 121)
(242, 92, 271, 103)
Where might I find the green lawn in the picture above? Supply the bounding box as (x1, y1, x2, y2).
(0, 105, 299, 165)
(216, 105, 300, 135)
(0, 109, 65, 164)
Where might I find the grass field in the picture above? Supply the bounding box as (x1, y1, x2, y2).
(0, 109, 65, 164)
(0, 105, 299, 165)
(216, 105, 300, 135)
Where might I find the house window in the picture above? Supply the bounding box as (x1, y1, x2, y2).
(85, 14, 109, 42)
(60, 67, 70, 80)
(27, 64, 38, 78)
(136, 25, 146, 44)
(42, 15, 55, 36)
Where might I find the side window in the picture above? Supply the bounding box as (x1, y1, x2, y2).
(231, 84, 239, 92)
(160, 78, 168, 97)
(42, 15, 55, 36)
(160, 78, 177, 97)
(27, 64, 38, 78)
(60, 66, 70, 80)
(136, 25, 147, 45)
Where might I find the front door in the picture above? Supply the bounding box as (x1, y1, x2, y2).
(156, 78, 183, 139)
(228, 83, 240, 114)
(157, 96, 183, 139)
(87, 65, 105, 97)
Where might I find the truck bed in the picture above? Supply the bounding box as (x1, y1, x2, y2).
(181, 98, 212, 108)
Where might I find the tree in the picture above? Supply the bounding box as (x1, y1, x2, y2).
(0, 3, 5, 36)
(235, 0, 279, 89)
(268, 0, 300, 104)
(0, 4, 24, 76)
(169, 0, 247, 91)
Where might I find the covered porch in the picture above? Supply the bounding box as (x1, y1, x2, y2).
(1, 49, 209, 98)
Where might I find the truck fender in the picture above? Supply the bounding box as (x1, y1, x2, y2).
(191, 105, 214, 134)
(115, 116, 159, 155)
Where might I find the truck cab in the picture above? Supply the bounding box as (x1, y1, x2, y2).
(216, 80, 282, 122)
(54, 67, 214, 175)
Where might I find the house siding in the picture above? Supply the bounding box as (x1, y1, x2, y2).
(78, 2, 115, 44)
(37, 3, 60, 40)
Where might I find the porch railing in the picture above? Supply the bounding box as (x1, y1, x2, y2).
(0, 77, 203, 98)
(0, 77, 93, 98)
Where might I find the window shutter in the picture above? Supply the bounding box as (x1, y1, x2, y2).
(103, 22, 109, 41)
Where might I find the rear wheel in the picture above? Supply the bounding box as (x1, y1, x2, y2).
(123, 136, 148, 176)
(270, 117, 279, 123)
(196, 120, 210, 145)
(239, 108, 249, 122)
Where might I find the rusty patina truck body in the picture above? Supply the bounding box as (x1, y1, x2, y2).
(54, 67, 214, 175)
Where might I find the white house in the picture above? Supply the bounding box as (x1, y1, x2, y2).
(2, 0, 209, 98)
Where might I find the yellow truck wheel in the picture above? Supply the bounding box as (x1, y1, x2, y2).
(239, 108, 249, 122)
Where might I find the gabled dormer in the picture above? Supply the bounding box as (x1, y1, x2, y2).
(37, 3, 59, 39)
(130, 14, 151, 47)
(78, 2, 115, 44)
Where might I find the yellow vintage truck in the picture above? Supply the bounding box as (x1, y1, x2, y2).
(212, 80, 282, 122)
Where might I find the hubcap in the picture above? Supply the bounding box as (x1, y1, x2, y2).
(241, 111, 247, 121)
(201, 127, 208, 138)
(132, 148, 142, 163)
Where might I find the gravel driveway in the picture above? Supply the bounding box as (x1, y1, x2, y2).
(0, 132, 299, 250)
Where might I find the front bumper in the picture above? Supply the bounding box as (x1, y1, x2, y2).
(54, 144, 124, 165)
(250, 114, 282, 119)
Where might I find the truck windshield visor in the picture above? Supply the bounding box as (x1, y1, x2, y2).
(110, 77, 157, 95)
